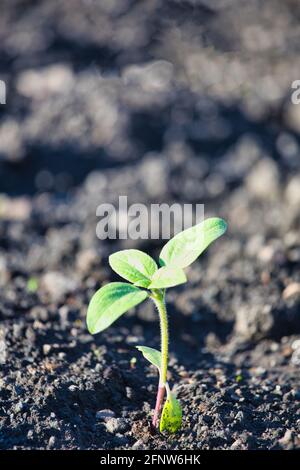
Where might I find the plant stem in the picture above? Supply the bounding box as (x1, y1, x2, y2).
(152, 385, 165, 428)
(151, 290, 169, 427)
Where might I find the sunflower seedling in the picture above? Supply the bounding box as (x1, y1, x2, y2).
(87, 217, 227, 433)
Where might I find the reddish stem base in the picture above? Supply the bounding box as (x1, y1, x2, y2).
(152, 385, 165, 428)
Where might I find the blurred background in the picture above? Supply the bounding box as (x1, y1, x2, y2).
(0, 0, 300, 450)
(1, 0, 300, 195)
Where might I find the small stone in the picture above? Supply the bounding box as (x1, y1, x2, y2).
(282, 283, 300, 300)
(291, 349, 300, 366)
(0, 336, 7, 365)
(48, 436, 56, 449)
(274, 385, 282, 395)
(0, 120, 25, 162)
(96, 409, 116, 421)
(230, 438, 243, 450)
(235, 304, 274, 341)
(258, 240, 285, 265)
(235, 411, 244, 422)
(246, 158, 280, 200)
(125, 387, 134, 399)
(105, 417, 128, 434)
(0, 195, 31, 220)
(43, 344, 51, 355)
(58, 305, 69, 324)
(270, 342, 279, 352)
(279, 430, 293, 446)
(140, 155, 167, 198)
(254, 366, 266, 376)
(285, 176, 300, 206)
(258, 245, 276, 263)
(17, 64, 74, 100)
(282, 345, 293, 358)
(68, 385, 77, 392)
(41, 271, 77, 302)
(30, 306, 49, 322)
(76, 249, 98, 275)
(291, 339, 300, 351)
(261, 271, 271, 285)
(14, 401, 24, 413)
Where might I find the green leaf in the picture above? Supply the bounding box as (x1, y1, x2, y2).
(87, 282, 148, 334)
(148, 266, 187, 289)
(159, 217, 227, 269)
(160, 392, 182, 434)
(109, 249, 158, 288)
(136, 345, 161, 371)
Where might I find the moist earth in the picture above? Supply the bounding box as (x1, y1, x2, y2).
(0, 0, 300, 450)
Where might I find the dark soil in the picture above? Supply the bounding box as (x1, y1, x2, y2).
(0, 0, 300, 450)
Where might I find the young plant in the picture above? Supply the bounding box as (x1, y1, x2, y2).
(87, 217, 227, 433)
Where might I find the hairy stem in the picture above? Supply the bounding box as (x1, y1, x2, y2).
(152, 385, 165, 428)
(151, 290, 169, 427)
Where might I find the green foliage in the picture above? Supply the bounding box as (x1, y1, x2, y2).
(159, 391, 182, 433)
(136, 345, 162, 371)
(149, 266, 187, 289)
(159, 217, 227, 268)
(87, 282, 148, 334)
(109, 249, 157, 288)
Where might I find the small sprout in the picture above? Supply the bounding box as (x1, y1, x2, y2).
(87, 217, 227, 433)
(27, 277, 38, 293)
(236, 374, 243, 383)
